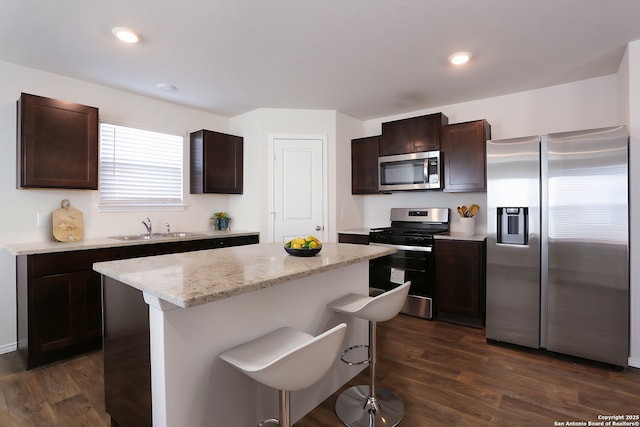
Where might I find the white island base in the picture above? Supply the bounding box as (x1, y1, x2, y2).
(117, 261, 369, 426)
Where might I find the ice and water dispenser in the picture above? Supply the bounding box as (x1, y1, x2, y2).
(497, 207, 528, 245)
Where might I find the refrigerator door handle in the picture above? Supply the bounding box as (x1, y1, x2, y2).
(496, 242, 530, 248)
(540, 135, 549, 349)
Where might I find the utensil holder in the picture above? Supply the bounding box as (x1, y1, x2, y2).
(459, 217, 475, 236)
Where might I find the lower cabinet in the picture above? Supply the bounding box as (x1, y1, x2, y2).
(338, 232, 369, 245)
(434, 239, 486, 327)
(16, 234, 259, 369)
(30, 271, 101, 354)
(17, 247, 119, 369)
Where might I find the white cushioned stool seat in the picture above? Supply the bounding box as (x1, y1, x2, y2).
(328, 281, 411, 427)
(329, 281, 411, 323)
(219, 323, 347, 427)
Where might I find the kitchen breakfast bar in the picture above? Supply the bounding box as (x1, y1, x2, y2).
(93, 242, 394, 427)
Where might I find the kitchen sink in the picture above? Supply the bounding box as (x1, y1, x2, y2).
(110, 232, 205, 241)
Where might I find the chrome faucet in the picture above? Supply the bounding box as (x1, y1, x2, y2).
(141, 217, 152, 235)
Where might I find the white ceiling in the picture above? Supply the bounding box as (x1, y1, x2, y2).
(2, 0, 640, 120)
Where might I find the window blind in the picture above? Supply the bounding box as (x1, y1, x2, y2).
(99, 123, 183, 208)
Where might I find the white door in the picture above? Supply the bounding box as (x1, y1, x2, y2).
(271, 136, 326, 243)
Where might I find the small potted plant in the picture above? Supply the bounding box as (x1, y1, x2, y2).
(212, 212, 231, 230)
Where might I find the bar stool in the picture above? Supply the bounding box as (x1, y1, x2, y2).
(329, 281, 411, 427)
(219, 323, 347, 427)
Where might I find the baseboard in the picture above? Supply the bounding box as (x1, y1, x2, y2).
(0, 342, 17, 355)
(628, 356, 640, 369)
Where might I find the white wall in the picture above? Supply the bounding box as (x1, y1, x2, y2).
(358, 74, 620, 234)
(229, 108, 340, 243)
(335, 111, 366, 234)
(0, 61, 234, 352)
(362, 75, 619, 139)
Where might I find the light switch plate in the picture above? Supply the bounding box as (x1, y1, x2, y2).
(36, 212, 46, 227)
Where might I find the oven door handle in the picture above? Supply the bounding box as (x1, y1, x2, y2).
(370, 242, 433, 253)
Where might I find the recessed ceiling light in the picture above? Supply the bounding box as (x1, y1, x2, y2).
(448, 51, 472, 65)
(112, 27, 141, 43)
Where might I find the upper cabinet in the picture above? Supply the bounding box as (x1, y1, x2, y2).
(190, 129, 243, 194)
(351, 136, 380, 194)
(17, 93, 99, 189)
(442, 119, 491, 192)
(350, 113, 490, 194)
(380, 113, 448, 156)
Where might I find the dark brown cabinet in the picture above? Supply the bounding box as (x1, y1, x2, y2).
(17, 93, 99, 189)
(210, 234, 259, 248)
(351, 136, 380, 194)
(30, 271, 101, 353)
(380, 113, 448, 156)
(441, 119, 491, 192)
(17, 247, 119, 369)
(435, 239, 485, 327)
(103, 276, 152, 427)
(190, 129, 243, 194)
(338, 233, 369, 245)
(16, 234, 259, 369)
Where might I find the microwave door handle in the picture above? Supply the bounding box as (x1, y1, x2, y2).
(423, 160, 428, 183)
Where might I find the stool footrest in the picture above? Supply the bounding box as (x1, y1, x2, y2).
(340, 344, 370, 366)
(258, 418, 279, 426)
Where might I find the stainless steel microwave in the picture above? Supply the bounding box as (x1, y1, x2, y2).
(378, 151, 441, 191)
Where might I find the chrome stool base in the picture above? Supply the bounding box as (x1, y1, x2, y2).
(258, 418, 279, 427)
(335, 385, 404, 427)
(329, 283, 411, 427)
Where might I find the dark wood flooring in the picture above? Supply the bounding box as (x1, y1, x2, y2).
(1, 315, 639, 426)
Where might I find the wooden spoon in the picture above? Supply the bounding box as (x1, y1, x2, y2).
(468, 204, 479, 217)
(460, 205, 468, 217)
(457, 206, 465, 218)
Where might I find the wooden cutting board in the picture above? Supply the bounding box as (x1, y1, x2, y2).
(52, 199, 84, 242)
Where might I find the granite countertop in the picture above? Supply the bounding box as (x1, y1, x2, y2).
(93, 242, 395, 309)
(337, 228, 371, 236)
(434, 232, 486, 242)
(4, 230, 260, 256)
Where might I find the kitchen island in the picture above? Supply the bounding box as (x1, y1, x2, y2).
(93, 242, 395, 427)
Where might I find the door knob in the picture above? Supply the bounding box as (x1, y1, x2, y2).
(315, 226, 322, 231)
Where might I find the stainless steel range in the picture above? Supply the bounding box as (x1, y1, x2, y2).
(369, 208, 450, 319)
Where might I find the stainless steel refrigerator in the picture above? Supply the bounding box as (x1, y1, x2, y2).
(486, 126, 629, 367)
